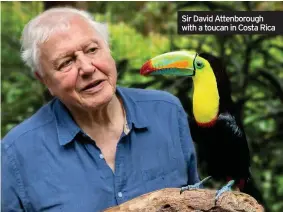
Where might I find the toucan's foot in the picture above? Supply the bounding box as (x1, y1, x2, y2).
(180, 176, 212, 194)
(215, 180, 235, 200)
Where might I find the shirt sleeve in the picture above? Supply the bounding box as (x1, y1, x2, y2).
(1, 144, 25, 212)
(177, 104, 201, 185)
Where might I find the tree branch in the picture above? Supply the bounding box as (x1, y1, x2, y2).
(104, 188, 264, 212)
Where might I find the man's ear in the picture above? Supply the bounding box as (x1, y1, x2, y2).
(34, 71, 44, 84)
(34, 71, 54, 96)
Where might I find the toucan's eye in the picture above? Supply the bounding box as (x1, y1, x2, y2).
(195, 60, 204, 69)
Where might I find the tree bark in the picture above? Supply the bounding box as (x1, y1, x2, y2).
(104, 188, 264, 212)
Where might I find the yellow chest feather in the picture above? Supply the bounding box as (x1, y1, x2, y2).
(192, 70, 219, 124)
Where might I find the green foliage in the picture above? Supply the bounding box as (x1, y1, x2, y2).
(1, 2, 46, 135)
(1, 2, 283, 211)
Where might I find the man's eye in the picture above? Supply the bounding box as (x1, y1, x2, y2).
(87, 47, 97, 53)
(59, 59, 73, 69)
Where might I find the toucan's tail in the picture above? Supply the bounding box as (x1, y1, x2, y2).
(242, 175, 268, 211)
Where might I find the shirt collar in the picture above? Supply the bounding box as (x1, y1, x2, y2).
(52, 99, 81, 146)
(53, 86, 149, 146)
(116, 86, 149, 130)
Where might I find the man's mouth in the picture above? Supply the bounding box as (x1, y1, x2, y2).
(82, 80, 104, 91)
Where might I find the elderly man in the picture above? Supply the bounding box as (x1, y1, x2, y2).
(2, 7, 200, 212)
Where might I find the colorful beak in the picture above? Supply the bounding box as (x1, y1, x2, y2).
(140, 51, 197, 76)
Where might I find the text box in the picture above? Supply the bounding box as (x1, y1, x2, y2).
(178, 11, 283, 35)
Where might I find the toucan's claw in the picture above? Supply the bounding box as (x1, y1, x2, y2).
(180, 185, 197, 194)
(215, 180, 235, 201)
(180, 176, 212, 194)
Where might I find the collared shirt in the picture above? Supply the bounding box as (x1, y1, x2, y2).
(2, 87, 200, 212)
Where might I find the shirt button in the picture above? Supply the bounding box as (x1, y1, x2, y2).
(117, 192, 123, 198)
(99, 154, 104, 159)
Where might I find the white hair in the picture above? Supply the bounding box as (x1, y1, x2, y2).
(21, 7, 109, 75)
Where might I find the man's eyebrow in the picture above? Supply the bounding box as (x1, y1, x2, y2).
(83, 39, 98, 48)
(50, 40, 99, 63)
(50, 50, 77, 66)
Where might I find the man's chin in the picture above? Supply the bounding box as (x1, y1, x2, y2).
(81, 87, 115, 110)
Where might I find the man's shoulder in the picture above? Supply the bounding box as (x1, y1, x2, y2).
(119, 87, 182, 107)
(2, 101, 55, 148)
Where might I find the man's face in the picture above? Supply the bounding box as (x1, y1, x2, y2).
(39, 17, 117, 111)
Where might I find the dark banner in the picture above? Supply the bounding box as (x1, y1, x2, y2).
(178, 11, 283, 35)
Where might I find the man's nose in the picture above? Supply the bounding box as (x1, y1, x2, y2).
(76, 54, 95, 75)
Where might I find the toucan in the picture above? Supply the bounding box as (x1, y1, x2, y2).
(140, 51, 263, 203)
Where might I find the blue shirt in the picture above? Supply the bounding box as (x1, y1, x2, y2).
(2, 87, 200, 212)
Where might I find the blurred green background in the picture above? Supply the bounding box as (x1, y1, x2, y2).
(1, 1, 283, 211)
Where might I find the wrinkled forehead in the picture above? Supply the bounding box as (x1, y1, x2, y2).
(39, 18, 106, 60)
(43, 15, 99, 41)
